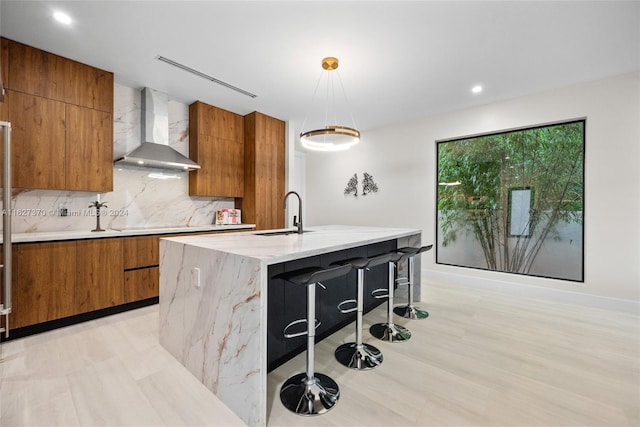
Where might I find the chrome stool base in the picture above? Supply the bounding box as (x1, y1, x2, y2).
(335, 342, 383, 370)
(369, 322, 411, 342)
(393, 305, 429, 320)
(280, 373, 340, 416)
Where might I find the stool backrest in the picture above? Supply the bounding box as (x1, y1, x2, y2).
(366, 253, 392, 268)
(308, 264, 352, 284)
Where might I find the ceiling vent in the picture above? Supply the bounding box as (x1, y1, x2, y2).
(156, 55, 257, 98)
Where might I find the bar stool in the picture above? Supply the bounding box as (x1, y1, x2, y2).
(369, 250, 412, 342)
(333, 253, 391, 370)
(275, 264, 352, 416)
(393, 245, 433, 320)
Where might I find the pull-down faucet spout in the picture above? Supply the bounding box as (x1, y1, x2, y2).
(283, 191, 303, 234)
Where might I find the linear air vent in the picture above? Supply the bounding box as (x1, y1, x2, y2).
(156, 55, 257, 98)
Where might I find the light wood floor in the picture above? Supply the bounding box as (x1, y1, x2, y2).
(1, 280, 638, 426)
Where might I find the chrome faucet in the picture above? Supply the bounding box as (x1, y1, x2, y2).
(283, 191, 303, 234)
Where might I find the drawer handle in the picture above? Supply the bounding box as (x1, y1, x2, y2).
(283, 318, 321, 339)
(337, 299, 357, 314)
(371, 288, 389, 299)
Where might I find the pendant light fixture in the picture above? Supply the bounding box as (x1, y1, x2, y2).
(300, 57, 360, 152)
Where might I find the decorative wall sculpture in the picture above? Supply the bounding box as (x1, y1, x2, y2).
(344, 172, 380, 198)
(436, 119, 585, 282)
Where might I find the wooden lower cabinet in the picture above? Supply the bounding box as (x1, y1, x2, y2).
(123, 236, 159, 270)
(10, 232, 228, 331)
(124, 267, 159, 303)
(76, 238, 124, 313)
(123, 235, 160, 303)
(13, 241, 77, 328)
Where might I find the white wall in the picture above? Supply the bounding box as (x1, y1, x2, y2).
(305, 72, 640, 306)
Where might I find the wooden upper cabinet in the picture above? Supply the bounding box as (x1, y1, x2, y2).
(2, 38, 114, 191)
(7, 39, 66, 101)
(12, 241, 77, 328)
(189, 101, 244, 197)
(65, 104, 113, 191)
(6, 39, 113, 113)
(241, 111, 285, 230)
(76, 238, 124, 313)
(10, 91, 66, 189)
(64, 60, 113, 113)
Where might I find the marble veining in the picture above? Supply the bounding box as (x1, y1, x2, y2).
(159, 225, 421, 426)
(160, 241, 266, 426)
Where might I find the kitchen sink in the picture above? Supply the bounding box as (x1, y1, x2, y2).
(255, 230, 314, 236)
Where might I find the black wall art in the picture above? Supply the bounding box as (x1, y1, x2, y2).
(344, 172, 380, 198)
(436, 119, 585, 282)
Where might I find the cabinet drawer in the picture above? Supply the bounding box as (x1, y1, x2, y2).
(124, 267, 159, 303)
(123, 236, 160, 270)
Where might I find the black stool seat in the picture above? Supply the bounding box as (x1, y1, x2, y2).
(275, 264, 353, 286)
(333, 253, 391, 270)
(396, 244, 433, 256)
(393, 245, 433, 320)
(275, 263, 351, 416)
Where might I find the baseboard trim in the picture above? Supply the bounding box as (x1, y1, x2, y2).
(0, 298, 159, 342)
(424, 270, 639, 314)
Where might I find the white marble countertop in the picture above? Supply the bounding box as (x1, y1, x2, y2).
(163, 224, 421, 264)
(1, 224, 255, 244)
(159, 224, 422, 426)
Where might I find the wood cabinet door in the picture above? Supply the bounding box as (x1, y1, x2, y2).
(12, 242, 77, 328)
(76, 238, 124, 313)
(189, 101, 244, 197)
(123, 236, 159, 270)
(241, 112, 285, 230)
(190, 134, 244, 197)
(8, 40, 65, 101)
(124, 267, 159, 303)
(254, 113, 285, 230)
(65, 104, 113, 192)
(64, 60, 113, 113)
(9, 91, 66, 189)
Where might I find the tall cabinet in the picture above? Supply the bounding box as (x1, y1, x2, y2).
(188, 103, 286, 231)
(240, 112, 286, 230)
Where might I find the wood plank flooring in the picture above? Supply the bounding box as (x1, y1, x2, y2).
(1, 280, 638, 426)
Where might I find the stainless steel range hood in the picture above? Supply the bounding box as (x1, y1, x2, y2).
(114, 88, 200, 171)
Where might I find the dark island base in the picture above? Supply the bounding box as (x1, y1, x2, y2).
(267, 239, 397, 372)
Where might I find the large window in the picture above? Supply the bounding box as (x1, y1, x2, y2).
(436, 119, 585, 282)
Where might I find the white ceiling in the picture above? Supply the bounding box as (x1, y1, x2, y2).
(1, 1, 639, 133)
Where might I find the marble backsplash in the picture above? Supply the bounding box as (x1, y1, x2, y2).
(2, 83, 234, 233)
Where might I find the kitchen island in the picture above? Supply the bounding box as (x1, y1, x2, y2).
(159, 225, 421, 426)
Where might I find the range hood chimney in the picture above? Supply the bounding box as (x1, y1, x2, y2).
(114, 88, 200, 171)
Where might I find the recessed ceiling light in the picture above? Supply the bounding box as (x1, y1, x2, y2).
(53, 11, 72, 25)
(471, 85, 483, 94)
